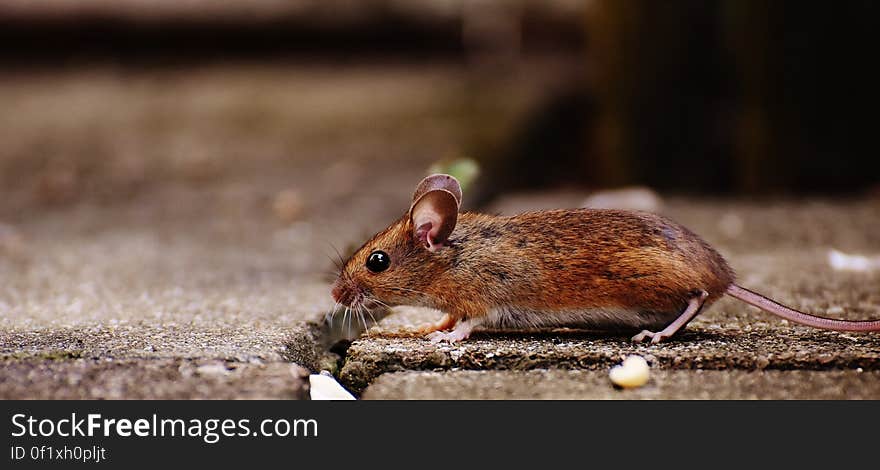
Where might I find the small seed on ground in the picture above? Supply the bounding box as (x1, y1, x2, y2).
(609, 355, 650, 389)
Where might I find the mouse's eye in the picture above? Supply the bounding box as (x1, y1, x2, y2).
(366, 250, 390, 273)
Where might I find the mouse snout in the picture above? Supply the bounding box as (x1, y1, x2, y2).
(331, 279, 357, 306)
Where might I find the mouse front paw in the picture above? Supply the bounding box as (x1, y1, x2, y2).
(425, 317, 480, 343)
(416, 313, 457, 335)
(426, 330, 469, 343)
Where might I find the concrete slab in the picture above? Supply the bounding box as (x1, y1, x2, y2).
(340, 329, 880, 394)
(361, 369, 880, 400)
(0, 207, 342, 366)
(0, 358, 310, 399)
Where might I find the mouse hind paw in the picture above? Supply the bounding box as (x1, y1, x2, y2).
(630, 290, 709, 344)
(631, 330, 670, 344)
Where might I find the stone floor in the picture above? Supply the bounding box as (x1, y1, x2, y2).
(4, 191, 879, 399)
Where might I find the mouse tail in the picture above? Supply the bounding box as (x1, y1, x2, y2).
(726, 284, 880, 332)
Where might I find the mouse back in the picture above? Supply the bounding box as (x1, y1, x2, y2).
(429, 208, 736, 318)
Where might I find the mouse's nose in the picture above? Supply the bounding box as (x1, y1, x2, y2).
(331, 280, 354, 306)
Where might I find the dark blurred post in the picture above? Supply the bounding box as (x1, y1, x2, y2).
(584, 0, 638, 188)
(585, 0, 879, 195)
(724, 0, 880, 193)
(586, 0, 732, 192)
(722, 0, 774, 193)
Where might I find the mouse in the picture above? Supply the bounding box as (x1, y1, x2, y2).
(331, 174, 880, 343)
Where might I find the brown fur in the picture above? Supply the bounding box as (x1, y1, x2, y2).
(333, 208, 735, 332)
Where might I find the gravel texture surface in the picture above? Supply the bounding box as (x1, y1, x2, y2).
(0, 358, 310, 399)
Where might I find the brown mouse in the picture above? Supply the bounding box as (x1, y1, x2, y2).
(331, 174, 880, 343)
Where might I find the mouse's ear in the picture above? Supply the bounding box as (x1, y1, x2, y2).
(412, 173, 462, 207)
(409, 174, 462, 251)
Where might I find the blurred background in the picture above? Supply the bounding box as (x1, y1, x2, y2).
(1, 0, 879, 278)
(3, 0, 878, 212)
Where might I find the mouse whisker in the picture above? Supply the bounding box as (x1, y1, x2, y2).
(325, 300, 341, 327)
(329, 243, 349, 272)
(357, 304, 368, 331)
(351, 303, 361, 331)
(365, 307, 379, 327)
(324, 253, 343, 272)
